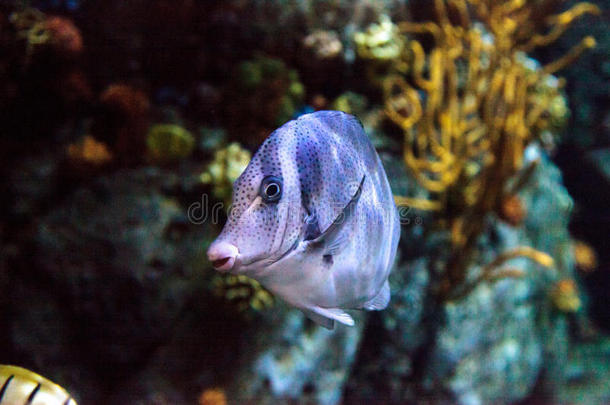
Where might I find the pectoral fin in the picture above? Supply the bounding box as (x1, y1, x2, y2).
(303, 305, 355, 329)
(309, 175, 365, 256)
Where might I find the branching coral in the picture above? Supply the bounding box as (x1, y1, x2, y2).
(384, 0, 599, 297)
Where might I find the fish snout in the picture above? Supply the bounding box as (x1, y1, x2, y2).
(207, 241, 239, 272)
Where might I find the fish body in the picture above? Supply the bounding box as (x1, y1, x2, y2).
(0, 365, 77, 405)
(207, 111, 400, 328)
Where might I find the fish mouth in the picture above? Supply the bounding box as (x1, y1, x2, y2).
(212, 257, 231, 268)
(207, 241, 239, 272)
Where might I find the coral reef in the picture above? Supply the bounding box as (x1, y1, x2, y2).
(146, 124, 195, 164)
(384, 0, 600, 297)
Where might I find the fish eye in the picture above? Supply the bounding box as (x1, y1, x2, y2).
(260, 175, 282, 203)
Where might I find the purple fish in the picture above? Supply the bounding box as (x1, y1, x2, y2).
(207, 111, 400, 328)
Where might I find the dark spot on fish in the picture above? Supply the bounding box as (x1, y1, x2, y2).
(25, 382, 41, 404)
(0, 375, 14, 401)
(323, 254, 333, 265)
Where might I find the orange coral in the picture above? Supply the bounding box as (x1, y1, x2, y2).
(573, 240, 598, 272)
(550, 279, 581, 313)
(43, 16, 83, 55)
(95, 84, 150, 163)
(100, 84, 150, 121)
(198, 388, 227, 405)
(499, 194, 527, 226)
(67, 135, 113, 167)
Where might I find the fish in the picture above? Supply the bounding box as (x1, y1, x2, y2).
(0, 365, 77, 405)
(207, 110, 400, 329)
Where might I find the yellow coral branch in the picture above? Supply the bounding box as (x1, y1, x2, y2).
(543, 36, 596, 75)
(481, 246, 554, 276)
(394, 195, 442, 211)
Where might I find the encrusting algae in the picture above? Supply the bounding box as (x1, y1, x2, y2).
(383, 0, 599, 298)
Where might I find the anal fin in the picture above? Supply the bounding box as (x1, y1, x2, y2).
(363, 281, 391, 310)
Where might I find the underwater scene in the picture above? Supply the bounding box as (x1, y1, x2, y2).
(0, 0, 609, 404)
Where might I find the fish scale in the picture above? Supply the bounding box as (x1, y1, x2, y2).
(207, 110, 400, 328)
